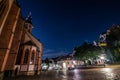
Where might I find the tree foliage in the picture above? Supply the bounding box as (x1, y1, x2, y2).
(106, 25, 120, 62)
(74, 42, 101, 60)
(113, 47, 120, 61)
(106, 25, 120, 47)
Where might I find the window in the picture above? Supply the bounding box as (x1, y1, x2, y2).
(23, 49, 29, 64)
(30, 51, 35, 64)
(35, 51, 39, 64)
(0, 0, 6, 18)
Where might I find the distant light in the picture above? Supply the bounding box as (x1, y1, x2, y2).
(73, 61, 76, 64)
(30, 61, 32, 64)
(101, 68, 112, 73)
(100, 56, 105, 59)
(43, 65, 47, 68)
(100, 43, 107, 46)
(63, 62, 66, 69)
(72, 65, 74, 68)
(106, 59, 109, 61)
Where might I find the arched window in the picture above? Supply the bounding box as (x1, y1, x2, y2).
(23, 49, 29, 64)
(30, 50, 35, 64)
(0, 0, 7, 18)
(35, 51, 39, 64)
(0, 0, 9, 31)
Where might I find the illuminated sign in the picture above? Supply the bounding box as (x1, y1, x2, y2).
(100, 43, 107, 46)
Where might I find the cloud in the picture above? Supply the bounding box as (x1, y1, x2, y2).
(42, 48, 71, 60)
(42, 50, 69, 59)
(43, 49, 54, 53)
(43, 51, 67, 56)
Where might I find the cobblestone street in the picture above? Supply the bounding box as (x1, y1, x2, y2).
(4, 66, 120, 80)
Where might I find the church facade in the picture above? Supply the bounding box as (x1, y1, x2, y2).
(0, 0, 43, 79)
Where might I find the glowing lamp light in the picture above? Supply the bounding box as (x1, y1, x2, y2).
(63, 62, 66, 69)
(118, 48, 120, 52)
(100, 56, 105, 59)
(73, 61, 76, 64)
(100, 43, 107, 46)
(101, 68, 112, 73)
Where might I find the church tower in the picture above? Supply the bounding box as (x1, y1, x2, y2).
(24, 13, 33, 33)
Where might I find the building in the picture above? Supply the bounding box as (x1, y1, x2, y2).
(0, 0, 43, 79)
(51, 54, 84, 70)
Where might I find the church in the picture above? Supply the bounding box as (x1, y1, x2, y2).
(0, 0, 43, 79)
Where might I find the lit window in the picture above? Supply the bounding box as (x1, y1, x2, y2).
(30, 51, 35, 64)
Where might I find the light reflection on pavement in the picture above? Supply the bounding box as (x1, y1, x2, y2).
(72, 69, 82, 80)
(57, 68, 120, 80)
(100, 68, 119, 80)
(5, 68, 120, 80)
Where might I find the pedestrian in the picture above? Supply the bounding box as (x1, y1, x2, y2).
(104, 61, 106, 67)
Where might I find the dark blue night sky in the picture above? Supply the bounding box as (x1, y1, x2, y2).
(18, 0, 120, 59)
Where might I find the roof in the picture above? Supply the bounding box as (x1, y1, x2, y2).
(51, 54, 73, 62)
(25, 30, 43, 52)
(23, 40, 36, 46)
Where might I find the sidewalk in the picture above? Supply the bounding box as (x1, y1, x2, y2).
(105, 64, 120, 68)
(76, 64, 120, 69)
(4, 70, 60, 80)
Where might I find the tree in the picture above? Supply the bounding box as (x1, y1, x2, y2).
(74, 42, 101, 61)
(113, 47, 120, 62)
(106, 25, 120, 62)
(44, 58, 50, 70)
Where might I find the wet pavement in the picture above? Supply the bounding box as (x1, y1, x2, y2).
(5, 67, 120, 80)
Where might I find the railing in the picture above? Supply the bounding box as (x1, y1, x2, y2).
(20, 65, 34, 71)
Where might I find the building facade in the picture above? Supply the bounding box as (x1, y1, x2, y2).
(0, 0, 43, 79)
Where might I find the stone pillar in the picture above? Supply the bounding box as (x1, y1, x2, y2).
(37, 51, 42, 75)
(27, 46, 32, 75)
